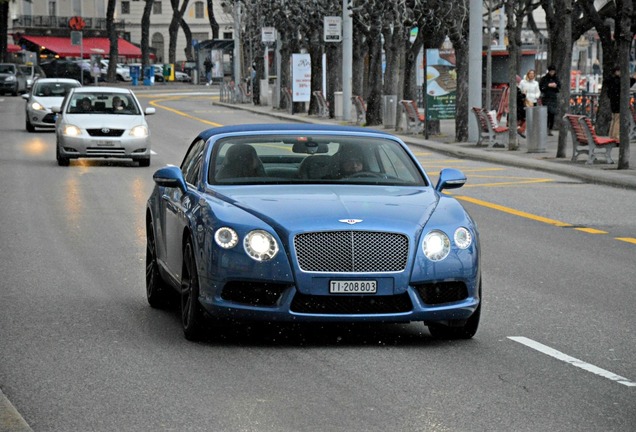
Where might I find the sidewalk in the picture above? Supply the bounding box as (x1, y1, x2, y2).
(212, 99, 636, 191)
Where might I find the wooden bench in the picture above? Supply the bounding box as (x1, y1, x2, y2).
(563, 114, 618, 164)
(352, 95, 366, 125)
(471, 106, 507, 148)
(312, 91, 329, 118)
(400, 100, 424, 134)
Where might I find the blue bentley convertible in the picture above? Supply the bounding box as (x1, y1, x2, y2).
(145, 124, 481, 341)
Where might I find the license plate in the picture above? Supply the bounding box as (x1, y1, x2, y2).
(95, 140, 113, 146)
(329, 280, 377, 294)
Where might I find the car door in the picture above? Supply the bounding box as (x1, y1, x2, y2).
(162, 138, 207, 280)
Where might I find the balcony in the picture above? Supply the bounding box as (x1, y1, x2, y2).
(11, 15, 126, 37)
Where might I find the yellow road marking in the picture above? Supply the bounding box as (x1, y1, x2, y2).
(455, 195, 572, 227)
(575, 228, 607, 234)
(616, 237, 636, 245)
(148, 95, 223, 127)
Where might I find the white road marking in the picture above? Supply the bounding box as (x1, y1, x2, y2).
(508, 336, 636, 387)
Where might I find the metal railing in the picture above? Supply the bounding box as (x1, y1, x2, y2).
(12, 15, 125, 31)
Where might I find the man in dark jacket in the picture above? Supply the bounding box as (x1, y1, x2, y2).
(539, 65, 561, 135)
(603, 66, 636, 139)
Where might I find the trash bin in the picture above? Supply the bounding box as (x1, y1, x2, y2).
(129, 65, 140, 86)
(334, 91, 343, 120)
(163, 64, 173, 82)
(383, 95, 397, 129)
(143, 66, 153, 86)
(526, 105, 548, 153)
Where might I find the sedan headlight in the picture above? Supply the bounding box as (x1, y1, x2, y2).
(244, 230, 279, 261)
(30, 101, 45, 111)
(5, 75, 15, 82)
(62, 125, 82, 136)
(129, 125, 148, 138)
(454, 227, 473, 249)
(422, 230, 451, 261)
(214, 227, 238, 249)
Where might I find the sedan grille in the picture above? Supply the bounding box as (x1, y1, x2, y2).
(87, 128, 124, 137)
(294, 231, 409, 273)
(291, 292, 412, 314)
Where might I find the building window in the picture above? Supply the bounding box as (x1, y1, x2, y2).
(23, 0, 32, 16)
(153, 2, 162, 14)
(48, 1, 57, 16)
(121, 1, 130, 14)
(72, 0, 81, 16)
(223, 32, 233, 40)
(195, 2, 204, 18)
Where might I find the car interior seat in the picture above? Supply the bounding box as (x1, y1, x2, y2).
(215, 144, 266, 180)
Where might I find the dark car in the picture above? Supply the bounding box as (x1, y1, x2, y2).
(18, 64, 46, 90)
(0, 63, 28, 96)
(39, 60, 88, 83)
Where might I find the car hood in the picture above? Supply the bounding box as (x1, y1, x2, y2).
(215, 185, 438, 234)
(0, 72, 15, 79)
(62, 114, 144, 129)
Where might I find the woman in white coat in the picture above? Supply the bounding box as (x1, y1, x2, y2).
(519, 70, 541, 106)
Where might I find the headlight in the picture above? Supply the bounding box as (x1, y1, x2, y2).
(244, 230, 279, 261)
(454, 227, 472, 249)
(5, 76, 15, 82)
(214, 227, 238, 249)
(129, 125, 148, 138)
(422, 230, 450, 261)
(31, 102, 45, 111)
(62, 125, 82, 136)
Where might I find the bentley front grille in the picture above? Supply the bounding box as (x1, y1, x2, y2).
(294, 231, 409, 273)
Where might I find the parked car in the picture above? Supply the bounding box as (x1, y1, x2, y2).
(145, 124, 482, 341)
(174, 70, 192, 82)
(18, 64, 46, 90)
(100, 60, 131, 82)
(54, 87, 155, 166)
(0, 63, 28, 96)
(22, 78, 81, 132)
(40, 60, 85, 83)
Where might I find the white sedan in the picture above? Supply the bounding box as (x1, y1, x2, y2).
(22, 78, 81, 132)
(54, 87, 155, 167)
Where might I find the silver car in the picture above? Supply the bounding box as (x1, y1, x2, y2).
(22, 78, 81, 132)
(54, 87, 155, 167)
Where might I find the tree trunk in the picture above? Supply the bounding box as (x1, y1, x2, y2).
(0, 2, 8, 63)
(365, 32, 384, 126)
(617, 0, 633, 169)
(206, 0, 220, 39)
(453, 42, 469, 142)
(180, 18, 193, 61)
(141, 0, 154, 78)
(106, 0, 119, 83)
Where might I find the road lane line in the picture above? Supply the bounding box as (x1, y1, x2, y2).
(149, 96, 223, 127)
(454, 195, 572, 227)
(508, 336, 636, 387)
(575, 227, 607, 234)
(615, 237, 636, 244)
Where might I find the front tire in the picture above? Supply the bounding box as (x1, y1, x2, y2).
(56, 144, 69, 166)
(146, 219, 173, 308)
(138, 157, 151, 167)
(26, 119, 35, 132)
(427, 280, 481, 340)
(181, 238, 205, 341)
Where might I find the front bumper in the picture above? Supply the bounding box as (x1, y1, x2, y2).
(57, 135, 151, 159)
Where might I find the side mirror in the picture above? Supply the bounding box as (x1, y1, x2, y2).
(153, 165, 187, 193)
(435, 168, 466, 192)
(145, 107, 156, 115)
(21, 93, 29, 101)
(51, 106, 61, 113)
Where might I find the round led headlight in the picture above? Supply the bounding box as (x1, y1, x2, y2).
(244, 230, 279, 261)
(63, 125, 82, 136)
(422, 230, 451, 261)
(130, 125, 148, 138)
(454, 227, 472, 249)
(214, 227, 238, 249)
(31, 102, 45, 111)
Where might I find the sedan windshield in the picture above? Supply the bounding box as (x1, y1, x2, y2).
(33, 81, 79, 97)
(67, 92, 140, 115)
(206, 134, 427, 186)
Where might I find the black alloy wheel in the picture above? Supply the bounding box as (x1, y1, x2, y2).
(181, 238, 205, 341)
(146, 220, 172, 308)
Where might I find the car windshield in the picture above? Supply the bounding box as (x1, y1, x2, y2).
(67, 92, 140, 114)
(19, 65, 33, 75)
(0, 64, 16, 74)
(207, 134, 427, 186)
(33, 81, 79, 97)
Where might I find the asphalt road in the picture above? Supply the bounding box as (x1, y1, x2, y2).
(1, 91, 635, 432)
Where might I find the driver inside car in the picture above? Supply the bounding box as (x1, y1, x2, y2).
(336, 145, 365, 177)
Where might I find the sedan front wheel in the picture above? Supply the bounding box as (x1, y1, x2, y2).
(181, 238, 205, 341)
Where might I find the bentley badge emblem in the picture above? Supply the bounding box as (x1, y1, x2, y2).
(339, 219, 363, 225)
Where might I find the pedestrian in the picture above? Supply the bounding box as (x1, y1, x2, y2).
(204, 56, 212, 84)
(519, 69, 541, 107)
(592, 59, 601, 76)
(603, 66, 636, 140)
(515, 75, 527, 138)
(250, 63, 260, 105)
(539, 65, 561, 135)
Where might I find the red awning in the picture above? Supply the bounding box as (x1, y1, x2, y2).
(7, 44, 22, 53)
(21, 36, 144, 59)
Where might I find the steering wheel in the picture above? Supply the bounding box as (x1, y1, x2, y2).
(347, 171, 385, 179)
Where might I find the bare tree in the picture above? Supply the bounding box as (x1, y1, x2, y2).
(141, 0, 155, 78)
(169, 0, 190, 65)
(0, 0, 9, 63)
(206, 0, 220, 39)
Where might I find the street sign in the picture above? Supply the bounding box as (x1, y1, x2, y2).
(69, 16, 86, 31)
(71, 31, 82, 46)
(324, 16, 341, 42)
(262, 27, 276, 43)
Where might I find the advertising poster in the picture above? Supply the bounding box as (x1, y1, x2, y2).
(425, 49, 457, 120)
(292, 53, 311, 102)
